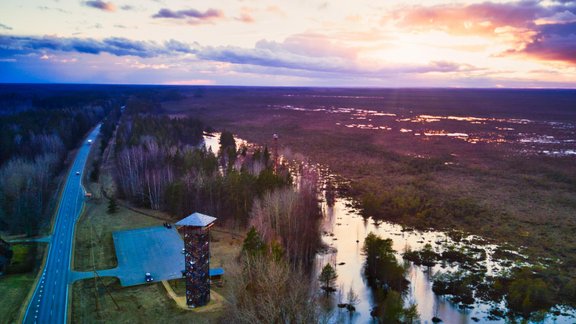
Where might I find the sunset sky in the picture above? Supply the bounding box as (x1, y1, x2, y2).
(1, 0, 575, 87)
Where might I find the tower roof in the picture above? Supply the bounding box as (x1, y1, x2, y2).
(176, 212, 217, 227)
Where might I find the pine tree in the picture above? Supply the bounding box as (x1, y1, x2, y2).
(242, 227, 266, 256)
(319, 263, 338, 293)
(107, 197, 118, 214)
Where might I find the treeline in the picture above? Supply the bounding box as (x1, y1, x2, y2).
(89, 104, 123, 182)
(113, 102, 289, 223)
(0, 99, 115, 235)
(223, 254, 323, 323)
(0, 106, 106, 165)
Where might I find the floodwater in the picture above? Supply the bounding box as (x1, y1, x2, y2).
(203, 133, 575, 323)
(202, 133, 246, 156)
(317, 197, 499, 323)
(273, 104, 576, 157)
(316, 195, 576, 323)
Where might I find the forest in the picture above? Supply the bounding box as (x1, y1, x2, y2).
(0, 89, 118, 235)
(111, 98, 323, 266)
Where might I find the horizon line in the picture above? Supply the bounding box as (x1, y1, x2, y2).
(1, 82, 575, 91)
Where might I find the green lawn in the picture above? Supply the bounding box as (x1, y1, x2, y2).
(0, 243, 46, 324)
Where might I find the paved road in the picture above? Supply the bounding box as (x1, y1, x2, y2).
(24, 125, 100, 324)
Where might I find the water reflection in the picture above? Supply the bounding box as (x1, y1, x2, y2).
(317, 198, 490, 323)
(315, 196, 576, 323)
(272, 104, 576, 157)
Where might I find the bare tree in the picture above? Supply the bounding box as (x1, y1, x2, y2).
(249, 166, 322, 266)
(223, 256, 325, 324)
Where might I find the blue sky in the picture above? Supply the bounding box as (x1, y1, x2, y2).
(1, 0, 575, 87)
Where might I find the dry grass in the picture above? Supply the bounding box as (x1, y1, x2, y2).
(72, 276, 220, 323)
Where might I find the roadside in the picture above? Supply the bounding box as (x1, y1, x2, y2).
(0, 127, 99, 324)
(0, 243, 46, 323)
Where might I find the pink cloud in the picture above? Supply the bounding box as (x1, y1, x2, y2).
(393, 1, 576, 65)
(83, 0, 116, 12)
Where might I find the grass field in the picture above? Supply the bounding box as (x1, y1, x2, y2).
(0, 272, 36, 323)
(0, 243, 46, 324)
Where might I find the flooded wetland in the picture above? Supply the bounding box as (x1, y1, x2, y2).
(179, 87, 576, 323)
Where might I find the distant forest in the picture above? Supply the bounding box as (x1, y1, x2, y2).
(0, 87, 121, 235)
(0, 84, 195, 236)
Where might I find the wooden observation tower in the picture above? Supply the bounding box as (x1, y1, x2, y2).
(176, 212, 217, 308)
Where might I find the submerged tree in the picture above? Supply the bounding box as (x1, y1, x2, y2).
(319, 263, 338, 294)
(346, 286, 359, 312)
(362, 232, 407, 291)
(373, 290, 419, 323)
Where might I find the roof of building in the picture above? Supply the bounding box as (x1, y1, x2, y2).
(209, 268, 225, 277)
(176, 212, 217, 227)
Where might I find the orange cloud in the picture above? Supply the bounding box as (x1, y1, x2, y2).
(236, 7, 256, 23)
(392, 1, 576, 65)
(266, 5, 286, 17)
(394, 2, 544, 37)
